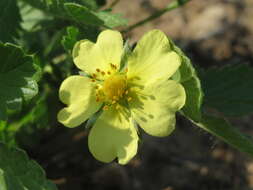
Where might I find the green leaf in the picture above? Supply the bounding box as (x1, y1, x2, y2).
(64, 3, 104, 26)
(19, 1, 52, 31)
(171, 41, 203, 121)
(20, 0, 65, 15)
(200, 64, 253, 117)
(78, 0, 98, 10)
(0, 143, 57, 190)
(0, 43, 41, 120)
(44, 29, 65, 56)
(21, 0, 128, 28)
(21, 0, 101, 12)
(192, 114, 253, 157)
(65, 3, 128, 28)
(61, 26, 80, 53)
(0, 0, 22, 42)
(95, 10, 128, 28)
(9, 95, 49, 131)
(0, 122, 17, 147)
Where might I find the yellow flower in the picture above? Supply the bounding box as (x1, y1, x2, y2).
(58, 30, 186, 164)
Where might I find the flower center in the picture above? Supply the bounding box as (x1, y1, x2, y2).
(103, 74, 127, 100)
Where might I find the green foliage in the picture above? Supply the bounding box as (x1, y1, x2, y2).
(65, 3, 128, 28)
(0, 43, 41, 120)
(19, 2, 52, 31)
(200, 64, 253, 117)
(0, 143, 57, 190)
(2, 0, 253, 185)
(95, 10, 128, 28)
(171, 43, 253, 158)
(21, 0, 104, 12)
(61, 26, 80, 52)
(193, 114, 253, 157)
(171, 41, 203, 122)
(21, 0, 128, 28)
(0, 121, 17, 147)
(0, 0, 21, 42)
(10, 95, 49, 130)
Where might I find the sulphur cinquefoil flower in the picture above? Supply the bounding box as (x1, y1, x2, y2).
(58, 29, 186, 164)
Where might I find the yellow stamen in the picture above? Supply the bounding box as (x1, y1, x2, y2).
(103, 74, 127, 102)
(127, 97, 132, 101)
(110, 63, 117, 69)
(103, 105, 109, 110)
(96, 68, 100, 72)
(101, 71, 105, 75)
(107, 71, 111, 75)
(116, 104, 120, 110)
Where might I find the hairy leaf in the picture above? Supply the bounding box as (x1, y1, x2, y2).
(64, 3, 103, 26)
(95, 10, 128, 28)
(65, 3, 128, 28)
(0, 43, 41, 120)
(21, 0, 128, 28)
(171, 41, 203, 121)
(61, 26, 80, 53)
(0, 143, 57, 190)
(192, 114, 253, 157)
(200, 64, 253, 117)
(0, 0, 22, 42)
(19, 2, 51, 31)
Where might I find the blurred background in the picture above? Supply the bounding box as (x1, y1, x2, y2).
(14, 0, 253, 189)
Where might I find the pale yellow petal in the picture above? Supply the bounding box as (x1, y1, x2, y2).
(73, 30, 123, 77)
(88, 108, 138, 164)
(127, 30, 181, 86)
(129, 80, 186, 137)
(58, 76, 102, 127)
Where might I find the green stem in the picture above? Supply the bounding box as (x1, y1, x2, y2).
(122, 0, 191, 33)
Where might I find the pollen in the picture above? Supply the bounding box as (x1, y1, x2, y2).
(127, 97, 132, 101)
(110, 63, 117, 69)
(103, 74, 127, 101)
(103, 105, 109, 110)
(116, 104, 120, 110)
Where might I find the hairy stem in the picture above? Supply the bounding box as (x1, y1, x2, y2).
(122, 0, 191, 33)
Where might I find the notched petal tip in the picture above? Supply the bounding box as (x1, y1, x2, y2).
(72, 40, 93, 59)
(88, 110, 138, 164)
(130, 80, 186, 137)
(57, 108, 76, 128)
(72, 29, 123, 75)
(58, 76, 102, 128)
